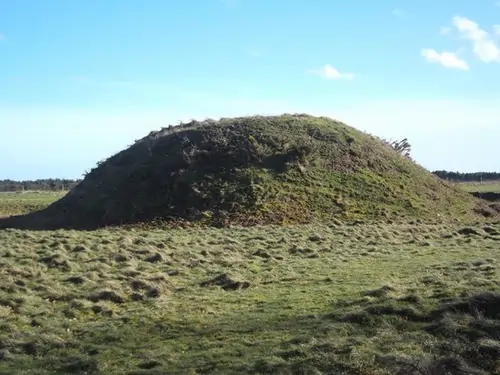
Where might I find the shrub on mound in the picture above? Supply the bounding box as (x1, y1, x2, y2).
(0, 114, 490, 229)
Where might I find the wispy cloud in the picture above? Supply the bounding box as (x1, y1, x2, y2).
(2, 98, 500, 176)
(70, 76, 292, 114)
(421, 49, 469, 70)
(243, 48, 262, 58)
(391, 8, 406, 18)
(439, 26, 451, 35)
(494, 25, 500, 35)
(307, 64, 354, 80)
(452, 16, 500, 63)
(71, 76, 175, 96)
(219, 0, 240, 7)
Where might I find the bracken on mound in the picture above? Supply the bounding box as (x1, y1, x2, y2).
(0, 114, 491, 229)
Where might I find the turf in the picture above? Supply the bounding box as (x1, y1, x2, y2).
(0, 192, 500, 374)
(1, 114, 491, 230)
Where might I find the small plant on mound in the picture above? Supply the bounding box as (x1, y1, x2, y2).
(383, 137, 412, 159)
(0, 114, 492, 229)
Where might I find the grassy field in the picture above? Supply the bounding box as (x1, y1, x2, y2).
(457, 180, 500, 193)
(0, 191, 67, 217)
(1, 193, 500, 374)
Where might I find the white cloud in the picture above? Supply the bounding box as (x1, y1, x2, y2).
(421, 49, 469, 70)
(494, 25, 500, 35)
(308, 64, 354, 80)
(452, 16, 500, 62)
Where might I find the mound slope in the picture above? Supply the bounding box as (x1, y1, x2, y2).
(0, 114, 491, 229)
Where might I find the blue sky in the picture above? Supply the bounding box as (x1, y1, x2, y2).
(1, 0, 499, 179)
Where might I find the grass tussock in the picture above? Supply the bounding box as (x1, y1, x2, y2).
(0, 217, 500, 373)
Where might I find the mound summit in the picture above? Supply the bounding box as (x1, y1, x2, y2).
(0, 114, 492, 229)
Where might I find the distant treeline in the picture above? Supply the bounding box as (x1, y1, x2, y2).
(1, 171, 497, 192)
(433, 171, 500, 182)
(0, 179, 81, 192)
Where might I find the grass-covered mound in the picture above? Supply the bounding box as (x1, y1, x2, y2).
(0, 114, 492, 229)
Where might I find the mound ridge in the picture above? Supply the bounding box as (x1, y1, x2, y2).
(0, 114, 489, 229)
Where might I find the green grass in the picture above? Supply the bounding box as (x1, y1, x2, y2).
(1, 192, 500, 373)
(0, 191, 66, 217)
(458, 180, 500, 193)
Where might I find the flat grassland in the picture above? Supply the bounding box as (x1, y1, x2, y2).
(1, 192, 500, 374)
(457, 180, 500, 193)
(0, 191, 66, 217)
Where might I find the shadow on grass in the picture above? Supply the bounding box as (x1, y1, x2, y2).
(329, 289, 500, 375)
(0, 208, 80, 231)
(2, 288, 500, 374)
(471, 192, 500, 202)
